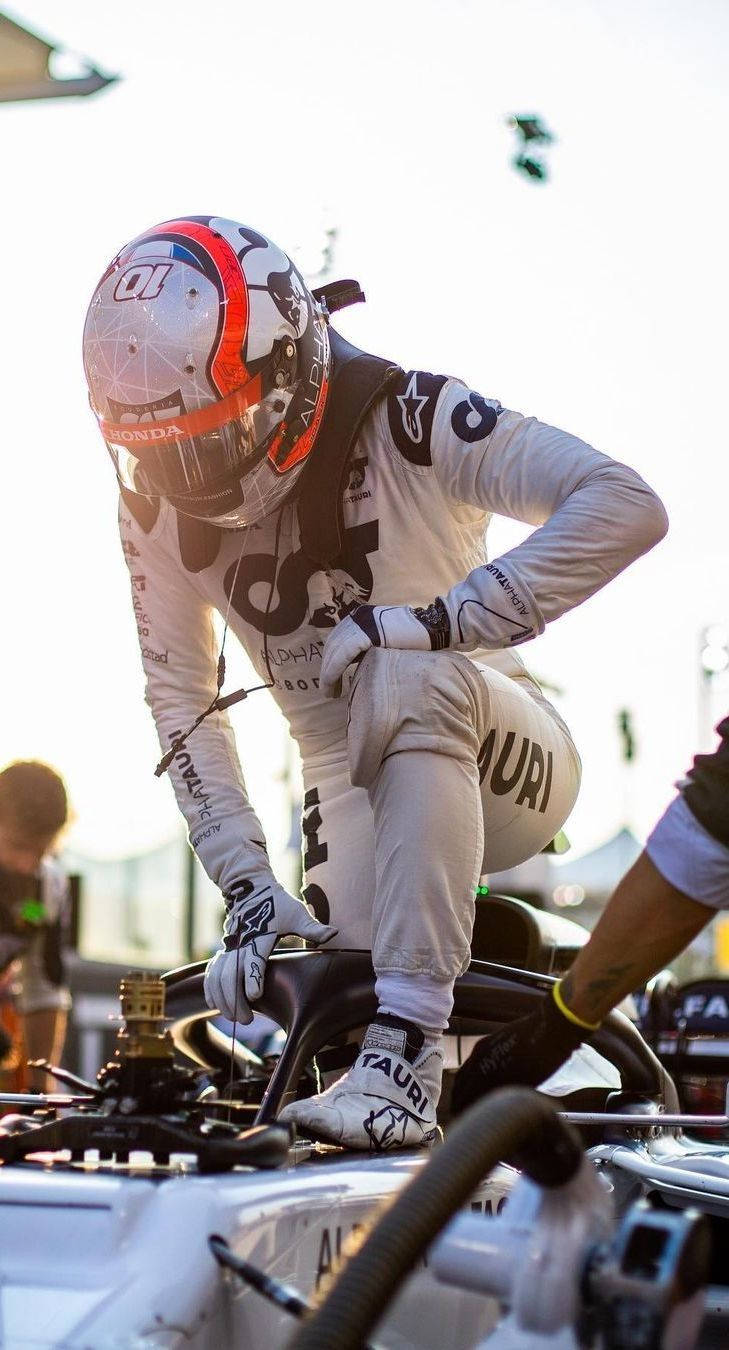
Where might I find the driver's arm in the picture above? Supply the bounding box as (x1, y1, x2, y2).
(559, 851, 713, 1024)
(320, 383, 668, 695)
(562, 714, 729, 1023)
(118, 499, 273, 896)
(118, 499, 336, 1022)
(453, 719, 729, 1111)
(429, 386, 669, 649)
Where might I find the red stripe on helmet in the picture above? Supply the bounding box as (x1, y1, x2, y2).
(267, 370, 330, 474)
(141, 218, 249, 397)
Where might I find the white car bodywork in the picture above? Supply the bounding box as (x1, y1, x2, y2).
(0, 1150, 515, 1349)
(2, 939, 727, 1350)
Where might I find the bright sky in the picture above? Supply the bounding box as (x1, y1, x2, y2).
(0, 0, 727, 869)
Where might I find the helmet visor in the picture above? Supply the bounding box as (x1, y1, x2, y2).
(98, 372, 287, 501)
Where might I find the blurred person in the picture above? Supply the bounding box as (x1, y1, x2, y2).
(0, 761, 72, 1090)
(82, 217, 667, 1148)
(453, 714, 729, 1111)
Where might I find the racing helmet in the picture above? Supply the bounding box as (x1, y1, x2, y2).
(83, 217, 330, 527)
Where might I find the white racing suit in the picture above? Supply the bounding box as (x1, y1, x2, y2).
(119, 367, 667, 1015)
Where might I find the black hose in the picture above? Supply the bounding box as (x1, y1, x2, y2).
(209, 1236, 383, 1349)
(209, 1235, 311, 1319)
(287, 1086, 583, 1350)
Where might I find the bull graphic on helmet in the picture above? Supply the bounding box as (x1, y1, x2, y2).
(266, 264, 309, 334)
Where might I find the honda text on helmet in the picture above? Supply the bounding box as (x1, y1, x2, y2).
(83, 217, 330, 527)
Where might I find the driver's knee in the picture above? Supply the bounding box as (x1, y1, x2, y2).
(347, 647, 489, 790)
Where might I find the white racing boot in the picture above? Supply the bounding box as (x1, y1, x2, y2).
(279, 1014, 443, 1151)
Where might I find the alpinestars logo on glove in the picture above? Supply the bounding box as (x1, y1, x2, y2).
(224, 895, 274, 949)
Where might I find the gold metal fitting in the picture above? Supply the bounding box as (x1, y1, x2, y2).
(117, 971, 174, 1060)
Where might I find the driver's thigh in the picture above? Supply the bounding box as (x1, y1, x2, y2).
(474, 664, 581, 874)
(298, 666, 580, 947)
(300, 753, 376, 951)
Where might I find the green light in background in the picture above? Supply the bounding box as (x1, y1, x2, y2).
(19, 898, 45, 925)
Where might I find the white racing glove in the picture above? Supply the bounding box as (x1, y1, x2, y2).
(204, 878, 337, 1022)
(320, 598, 452, 698)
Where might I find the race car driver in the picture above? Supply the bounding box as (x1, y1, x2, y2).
(453, 713, 729, 1111)
(82, 216, 668, 1149)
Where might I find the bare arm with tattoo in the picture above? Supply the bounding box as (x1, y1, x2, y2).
(453, 722, 729, 1112)
(454, 826, 721, 1113)
(560, 851, 712, 1024)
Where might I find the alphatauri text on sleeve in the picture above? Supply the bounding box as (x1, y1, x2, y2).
(117, 497, 273, 897)
(428, 380, 669, 651)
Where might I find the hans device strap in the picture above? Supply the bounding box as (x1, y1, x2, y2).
(312, 278, 366, 316)
(298, 326, 402, 569)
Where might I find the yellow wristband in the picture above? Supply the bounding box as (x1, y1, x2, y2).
(552, 980, 601, 1032)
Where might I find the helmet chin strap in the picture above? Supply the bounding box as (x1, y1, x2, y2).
(154, 505, 285, 777)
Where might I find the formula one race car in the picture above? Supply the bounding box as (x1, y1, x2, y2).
(1, 893, 728, 1348)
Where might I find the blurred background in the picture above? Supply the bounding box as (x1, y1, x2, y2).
(0, 0, 727, 1052)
